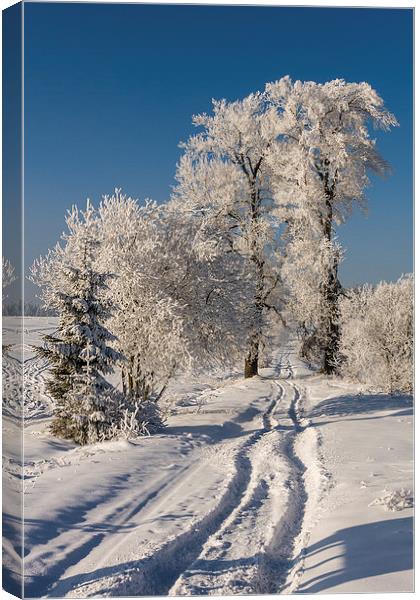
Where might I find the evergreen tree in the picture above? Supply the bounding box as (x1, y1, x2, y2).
(32, 203, 123, 444)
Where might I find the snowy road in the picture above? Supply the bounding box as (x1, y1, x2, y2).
(2, 320, 414, 596)
(22, 356, 310, 598)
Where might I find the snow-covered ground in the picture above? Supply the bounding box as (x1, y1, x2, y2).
(2, 318, 414, 596)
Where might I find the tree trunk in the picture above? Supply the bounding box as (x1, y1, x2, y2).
(127, 356, 134, 397)
(244, 335, 259, 378)
(240, 157, 265, 379)
(121, 368, 127, 396)
(321, 255, 341, 374)
(244, 262, 264, 378)
(320, 176, 341, 375)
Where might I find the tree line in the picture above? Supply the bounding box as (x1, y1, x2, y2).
(23, 76, 412, 444)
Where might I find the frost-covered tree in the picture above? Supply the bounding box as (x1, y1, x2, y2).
(30, 203, 126, 444)
(96, 192, 189, 403)
(158, 196, 254, 368)
(266, 76, 398, 372)
(339, 275, 413, 394)
(281, 211, 342, 365)
(97, 190, 250, 399)
(174, 93, 286, 377)
(2, 256, 16, 301)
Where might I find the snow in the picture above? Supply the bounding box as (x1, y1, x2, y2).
(289, 378, 414, 594)
(2, 318, 413, 596)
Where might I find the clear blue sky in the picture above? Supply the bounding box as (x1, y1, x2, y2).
(23, 3, 413, 299)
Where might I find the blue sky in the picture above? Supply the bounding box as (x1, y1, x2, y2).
(23, 3, 413, 298)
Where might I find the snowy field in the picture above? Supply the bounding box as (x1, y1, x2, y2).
(2, 318, 414, 596)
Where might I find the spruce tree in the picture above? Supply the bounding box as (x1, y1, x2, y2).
(34, 204, 122, 444)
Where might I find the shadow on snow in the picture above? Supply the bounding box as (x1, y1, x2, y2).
(298, 516, 413, 593)
(309, 393, 412, 421)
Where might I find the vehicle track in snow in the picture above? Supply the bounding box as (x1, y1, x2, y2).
(31, 344, 318, 598)
(66, 366, 312, 598)
(168, 376, 309, 596)
(60, 384, 284, 598)
(254, 378, 309, 594)
(169, 381, 289, 596)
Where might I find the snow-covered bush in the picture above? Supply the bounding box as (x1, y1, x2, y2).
(110, 397, 163, 439)
(339, 275, 413, 394)
(369, 488, 414, 511)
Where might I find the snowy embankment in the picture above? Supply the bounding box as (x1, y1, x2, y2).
(2, 318, 413, 596)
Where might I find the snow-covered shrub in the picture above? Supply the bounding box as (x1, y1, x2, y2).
(339, 275, 413, 394)
(111, 397, 163, 438)
(369, 488, 414, 512)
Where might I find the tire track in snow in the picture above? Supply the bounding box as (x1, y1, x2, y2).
(37, 467, 191, 599)
(279, 380, 334, 594)
(254, 379, 309, 593)
(168, 381, 289, 595)
(65, 386, 282, 598)
(168, 376, 311, 596)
